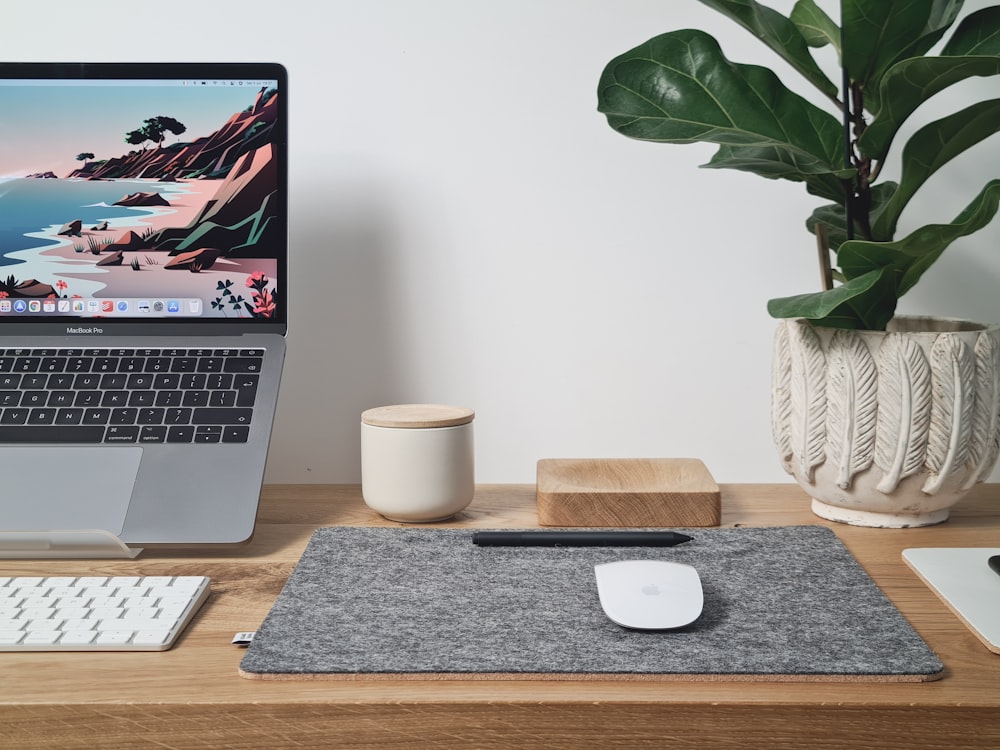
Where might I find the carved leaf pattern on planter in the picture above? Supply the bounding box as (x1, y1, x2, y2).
(771, 321, 793, 473)
(923, 334, 975, 494)
(786, 321, 827, 482)
(874, 333, 932, 494)
(826, 330, 878, 489)
(964, 328, 1000, 489)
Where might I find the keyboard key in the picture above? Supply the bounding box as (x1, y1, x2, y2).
(95, 631, 136, 645)
(128, 390, 156, 407)
(0, 409, 29, 425)
(105, 425, 140, 442)
(133, 630, 173, 647)
(182, 390, 210, 407)
(27, 408, 56, 425)
(55, 408, 84, 425)
(137, 408, 165, 424)
(193, 407, 252, 425)
(164, 407, 192, 424)
(58, 630, 97, 646)
(224, 357, 263, 373)
(139, 425, 167, 443)
(48, 391, 76, 407)
(22, 392, 47, 407)
(223, 425, 250, 443)
(167, 425, 195, 442)
(74, 374, 101, 389)
(110, 408, 138, 425)
(83, 407, 111, 424)
(155, 390, 182, 407)
(0, 425, 106, 442)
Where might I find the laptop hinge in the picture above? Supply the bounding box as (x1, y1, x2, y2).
(0, 529, 142, 559)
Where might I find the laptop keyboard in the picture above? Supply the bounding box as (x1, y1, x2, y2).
(0, 575, 210, 651)
(0, 348, 262, 444)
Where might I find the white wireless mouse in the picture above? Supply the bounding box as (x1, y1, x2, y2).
(594, 559, 704, 630)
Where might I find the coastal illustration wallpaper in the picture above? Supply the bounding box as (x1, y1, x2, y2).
(0, 79, 280, 320)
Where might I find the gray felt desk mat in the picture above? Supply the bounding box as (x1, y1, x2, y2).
(239, 526, 944, 682)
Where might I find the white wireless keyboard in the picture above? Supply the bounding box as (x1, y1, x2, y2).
(0, 575, 210, 651)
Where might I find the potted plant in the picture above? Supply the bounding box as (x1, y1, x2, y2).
(597, 0, 1000, 526)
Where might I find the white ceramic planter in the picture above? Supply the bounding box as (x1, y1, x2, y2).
(771, 317, 1000, 527)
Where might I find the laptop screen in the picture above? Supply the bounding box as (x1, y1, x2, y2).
(0, 62, 287, 334)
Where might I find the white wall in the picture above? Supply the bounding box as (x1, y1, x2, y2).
(5, 1, 998, 484)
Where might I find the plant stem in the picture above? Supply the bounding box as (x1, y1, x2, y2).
(816, 223, 833, 291)
(841, 67, 854, 242)
(851, 85, 873, 241)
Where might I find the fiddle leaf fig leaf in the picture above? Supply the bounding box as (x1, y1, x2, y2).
(840, 179, 1000, 297)
(842, 0, 964, 112)
(790, 0, 840, 51)
(767, 267, 896, 330)
(704, 143, 850, 203)
(942, 6, 1000, 55)
(597, 29, 844, 176)
(697, 0, 838, 99)
(872, 99, 1000, 240)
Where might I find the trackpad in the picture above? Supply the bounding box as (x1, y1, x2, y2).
(1, 446, 142, 534)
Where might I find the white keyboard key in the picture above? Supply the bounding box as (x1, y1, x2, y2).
(12, 577, 44, 588)
(22, 606, 56, 620)
(25, 618, 63, 631)
(96, 631, 135, 645)
(122, 606, 160, 620)
(59, 630, 97, 646)
(45, 577, 79, 588)
(89, 596, 121, 609)
(23, 631, 61, 646)
(76, 577, 109, 587)
(0, 630, 26, 645)
(133, 630, 173, 647)
(55, 607, 91, 621)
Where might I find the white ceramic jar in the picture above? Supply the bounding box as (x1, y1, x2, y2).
(360, 404, 475, 522)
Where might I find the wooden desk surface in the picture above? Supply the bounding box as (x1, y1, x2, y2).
(2, 484, 999, 750)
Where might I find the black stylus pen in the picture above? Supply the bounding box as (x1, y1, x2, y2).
(471, 530, 693, 547)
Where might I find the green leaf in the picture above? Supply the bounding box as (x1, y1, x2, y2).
(872, 99, 1000, 240)
(859, 56, 1000, 160)
(767, 267, 896, 330)
(840, 179, 1000, 297)
(703, 143, 850, 202)
(842, 0, 963, 113)
(942, 7, 1000, 55)
(697, 0, 838, 99)
(790, 0, 840, 51)
(597, 29, 843, 171)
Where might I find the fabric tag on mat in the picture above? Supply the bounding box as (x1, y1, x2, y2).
(239, 525, 943, 681)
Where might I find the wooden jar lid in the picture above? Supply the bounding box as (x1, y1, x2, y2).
(362, 404, 475, 429)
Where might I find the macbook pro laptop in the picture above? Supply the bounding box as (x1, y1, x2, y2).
(0, 62, 288, 555)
